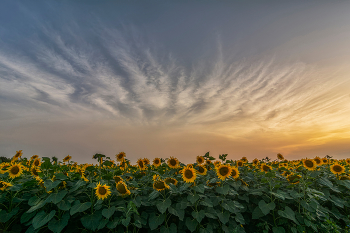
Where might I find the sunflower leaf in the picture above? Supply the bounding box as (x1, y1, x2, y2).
(102, 206, 116, 219)
(156, 198, 171, 214)
(70, 202, 92, 216)
(32, 210, 56, 229)
(48, 212, 70, 233)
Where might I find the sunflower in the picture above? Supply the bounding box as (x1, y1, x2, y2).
(13, 150, 23, 159)
(30, 167, 41, 177)
(206, 180, 220, 187)
(116, 181, 131, 197)
(115, 152, 126, 162)
(345, 159, 350, 165)
(230, 166, 240, 179)
(153, 174, 160, 181)
(31, 155, 39, 160)
(143, 158, 150, 166)
(322, 158, 328, 164)
(7, 163, 23, 179)
(181, 167, 197, 183)
(196, 156, 205, 165)
(205, 160, 212, 165)
(81, 174, 89, 182)
(153, 158, 161, 167)
(330, 163, 345, 175)
(137, 159, 146, 170)
(260, 164, 272, 173)
(277, 153, 284, 160)
(241, 157, 248, 163)
(113, 175, 123, 183)
(236, 160, 244, 167)
(32, 158, 41, 167)
(196, 165, 207, 175)
(167, 157, 180, 169)
(95, 182, 111, 200)
(216, 164, 232, 180)
(313, 157, 323, 166)
(252, 158, 260, 165)
(165, 177, 178, 186)
(213, 161, 221, 167)
(302, 159, 316, 171)
(339, 175, 350, 180)
(63, 155, 72, 163)
(153, 180, 170, 191)
(0, 181, 12, 191)
(287, 173, 301, 184)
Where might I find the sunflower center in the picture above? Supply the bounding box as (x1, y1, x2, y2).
(165, 178, 176, 185)
(314, 159, 321, 164)
(11, 166, 19, 174)
(231, 169, 237, 176)
(288, 175, 300, 183)
(198, 166, 205, 173)
(117, 183, 127, 194)
(198, 158, 203, 163)
(34, 160, 39, 166)
(184, 169, 194, 179)
(263, 165, 270, 172)
(304, 160, 314, 168)
(154, 181, 166, 189)
(333, 165, 343, 172)
(238, 162, 243, 166)
(169, 159, 176, 166)
(114, 176, 122, 183)
(98, 187, 107, 195)
(219, 167, 229, 176)
(138, 161, 144, 168)
(155, 159, 160, 164)
(32, 169, 38, 176)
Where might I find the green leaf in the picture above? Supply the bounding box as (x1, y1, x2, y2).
(272, 226, 285, 233)
(193, 184, 205, 193)
(338, 180, 350, 190)
(69, 180, 85, 193)
(157, 198, 172, 214)
(70, 202, 92, 216)
(187, 194, 200, 204)
(259, 200, 275, 215)
(148, 190, 160, 200)
(57, 200, 71, 211)
(28, 196, 41, 206)
(200, 198, 213, 207)
(98, 219, 109, 230)
(168, 206, 184, 221)
(278, 206, 298, 225)
(121, 217, 131, 227)
(48, 212, 70, 233)
(0, 207, 19, 223)
(217, 211, 230, 224)
(44, 180, 61, 192)
(252, 206, 264, 219)
(149, 213, 165, 230)
(192, 210, 205, 223)
(46, 190, 68, 204)
(27, 200, 46, 213)
(54, 173, 68, 180)
(216, 185, 230, 195)
(235, 213, 245, 224)
(80, 211, 102, 231)
(21, 211, 36, 224)
(270, 191, 285, 200)
(185, 218, 198, 232)
(102, 206, 116, 219)
(32, 210, 56, 229)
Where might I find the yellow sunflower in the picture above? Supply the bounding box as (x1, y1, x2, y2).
(0, 181, 12, 191)
(216, 164, 232, 180)
(164, 177, 178, 186)
(137, 159, 146, 170)
(196, 156, 205, 165)
(322, 158, 328, 164)
(63, 155, 72, 163)
(230, 166, 240, 179)
(205, 160, 212, 165)
(196, 165, 207, 175)
(116, 181, 131, 197)
(252, 158, 260, 165)
(345, 159, 350, 165)
(30, 166, 41, 177)
(113, 175, 123, 183)
(115, 152, 126, 162)
(260, 164, 272, 173)
(302, 159, 316, 171)
(31, 155, 39, 160)
(236, 160, 244, 167)
(206, 180, 220, 187)
(277, 153, 284, 160)
(313, 156, 323, 166)
(330, 163, 345, 175)
(32, 158, 41, 167)
(143, 158, 150, 166)
(153, 180, 170, 191)
(95, 182, 111, 200)
(153, 158, 161, 167)
(7, 163, 23, 178)
(13, 150, 23, 159)
(241, 157, 248, 163)
(181, 167, 197, 183)
(167, 157, 180, 169)
(287, 173, 301, 184)
(339, 175, 350, 180)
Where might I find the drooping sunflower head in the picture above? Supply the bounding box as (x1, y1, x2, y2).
(313, 157, 323, 166)
(241, 157, 248, 163)
(302, 159, 316, 171)
(213, 161, 221, 167)
(165, 177, 178, 186)
(196, 165, 207, 175)
(113, 175, 123, 183)
(261, 164, 272, 173)
(236, 160, 244, 167)
(287, 173, 301, 184)
(116, 181, 131, 197)
(216, 164, 232, 180)
(181, 167, 197, 183)
(33, 158, 41, 167)
(30, 155, 39, 160)
(205, 160, 212, 165)
(153, 180, 170, 191)
(137, 159, 145, 170)
(196, 156, 204, 165)
(0, 181, 12, 191)
(167, 157, 179, 169)
(330, 163, 345, 175)
(252, 158, 260, 165)
(277, 153, 284, 160)
(153, 158, 161, 167)
(14, 150, 23, 159)
(95, 182, 111, 200)
(230, 166, 240, 179)
(143, 158, 150, 166)
(31, 167, 41, 177)
(63, 155, 72, 163)
(115, 152, 126, 162)
(339, 175, 350, 180)
(7, 163, 23, 178)
(345, 159, 350, 165)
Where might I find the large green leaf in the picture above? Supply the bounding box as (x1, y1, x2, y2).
(217, 211, 230, 224)
(20, 211, 36, 224)
(258, 200, 275, 215)
(187, 194, 200, 204)
(70, 202, 92, 216)
(32, 210, 56, 229)
(80, 211, 102, 231)
(69, 180, 85, 193)
(102, 206, 116, 219)
(0, 207, 19, 223)
(272, 226, 285, 233)
(27, 200, 46, 213)
(44, 180, 61, 192)
(278, 206, 298, 225)
(252, 206, 264, 219)
(48, 212, 70, 233)
(192, 210, 205, 223)
(57, 200, 71, 211)
(156, 198, 172, 214)
(185, 218, 198, 232)
(149, 213, 165, 230)
(46, 190, 68, 204)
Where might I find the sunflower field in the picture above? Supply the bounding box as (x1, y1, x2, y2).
(1, 151, 350, 233)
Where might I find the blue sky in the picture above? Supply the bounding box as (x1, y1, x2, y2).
(1, 1, 350, 164)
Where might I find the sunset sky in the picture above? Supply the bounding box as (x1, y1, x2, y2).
(1, 1, 350, 164)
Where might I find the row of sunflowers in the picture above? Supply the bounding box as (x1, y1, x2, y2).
(1, 151, 350, 232)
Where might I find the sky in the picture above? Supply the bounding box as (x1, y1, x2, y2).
(1, 1, 350, 164)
